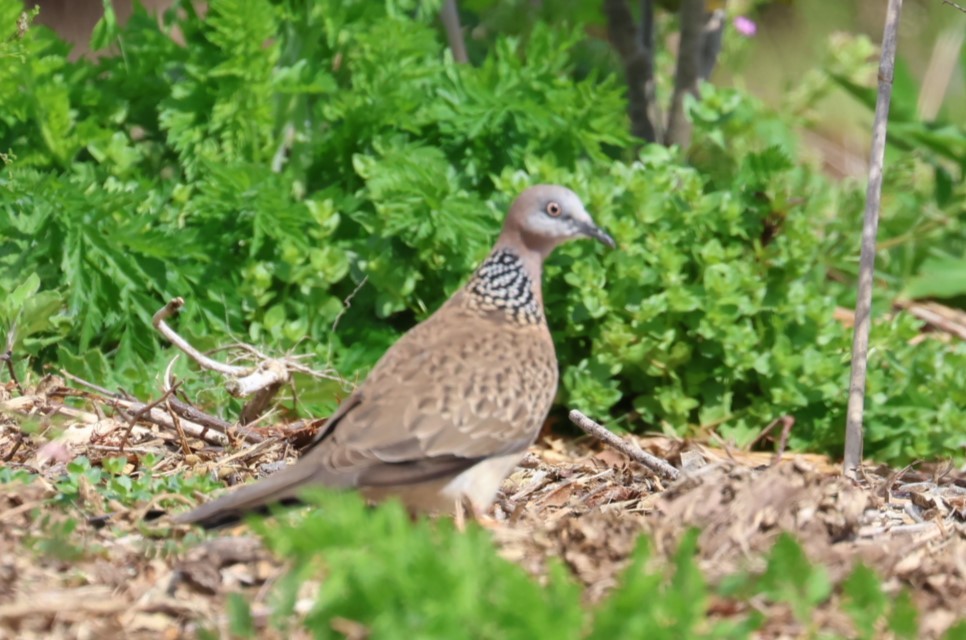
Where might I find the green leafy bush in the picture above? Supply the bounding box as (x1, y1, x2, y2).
(233, 494, 925, 639)
(1, 0, 963, 462)
(0, 454, 222, 508)
(256, 492, 583, 639)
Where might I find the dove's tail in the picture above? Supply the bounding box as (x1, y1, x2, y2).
(173, 462, 344, 529)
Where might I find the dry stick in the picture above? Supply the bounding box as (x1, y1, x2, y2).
(165, 396, 192, 456)
(1, 325, 26, 460)
(154, 298, 290, 398)
(771, 416, 795, 467)
(60, 370, 121, 398)
(168, 396, 262, 443)
(159, 355, 263, 444)
(153, 298, 248, 377)
(747, 415, 796, 465)
(3, 433, 23, 462)
(1, 325, 23, 395)
(63, 368, 253, 443)
(117, 383, 181, 452)
(844, 0, 904, 480)
(747, 414, 788, 449)
(114, 398, 230, 447)
(895, 300, 966, 341)
(569, 409, 680, 480)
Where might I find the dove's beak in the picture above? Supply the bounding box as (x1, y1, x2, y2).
(581, 220, 616, 249)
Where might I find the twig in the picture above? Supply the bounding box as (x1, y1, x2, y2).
(168, 396, 262, 442)
(153, 297, 344, 426)
(844, 0, 903, 479)
(771, 416, 795, 467)
(117, 383, 181, 452)
(331, 276, 369, 337)
(165, 396, 192, 456)
(535, 469, 614, 507)
(857, 520, 947, 538)
(153, 298, 290, 399)
(940, 0, 966, 13)
(747, 415, 783, 449)
(328, 276, 368, 362)
(1, 324, 23, 395)
(894, 300, 966, 341)
(746, 414, 796, 465)
(60, 370, 118, 397)
(65, 368, 258, 443)
(440, 0, 468, 63)
(568, 409, 679, 480)
(113, 397, 230, 447)
(153, 299, 248, 377)
(3, 433, 24, 461)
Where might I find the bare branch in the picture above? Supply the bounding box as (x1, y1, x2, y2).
(1, 323, 23, 395)
(665, 0, 705, 148)
(153, 298, 290, 402)
(114, 397, 230, 447)
(569, 409, 680, 480)
(699, 8, 726, 80)
(152, 297, 344, 427)
(153, 298, 248, 377)
(116, 383, 182, 452)
(605, 0, 658, 142)
(844, 0, 904, 479)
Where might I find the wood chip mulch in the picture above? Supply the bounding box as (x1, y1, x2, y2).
(1, 378, 965, 638)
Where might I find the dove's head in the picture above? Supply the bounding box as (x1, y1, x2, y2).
(499, 184, 615, 258)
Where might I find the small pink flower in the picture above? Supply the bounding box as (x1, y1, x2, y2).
(733, 16, 757, 37)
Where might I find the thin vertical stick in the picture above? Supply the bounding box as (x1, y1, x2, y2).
(844, 0, 904, 479)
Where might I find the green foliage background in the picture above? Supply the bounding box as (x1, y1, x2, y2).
(1, 0, 964, 463)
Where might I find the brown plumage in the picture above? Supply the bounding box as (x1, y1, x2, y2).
(175, 185, 615, 528)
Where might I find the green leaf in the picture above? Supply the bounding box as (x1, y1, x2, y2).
(89, 0, 119, 51)
(227, 593, 256, 638)
(760, 534, 832, 622)
(945, 622, 966, 640)
(903, 256, 966, 300)
(842, 564, 887, 639)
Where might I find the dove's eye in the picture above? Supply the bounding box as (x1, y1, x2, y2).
(546, 202, 562, 217)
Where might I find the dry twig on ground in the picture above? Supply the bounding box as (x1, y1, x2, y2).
(568, 409, 680, 480)
(152, 297, 339, 426)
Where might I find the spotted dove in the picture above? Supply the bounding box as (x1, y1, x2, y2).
(175, 185, 615, 528)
